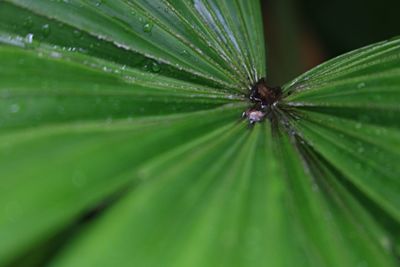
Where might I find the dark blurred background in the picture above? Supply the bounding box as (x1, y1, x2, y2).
(262, 0, 400, 85)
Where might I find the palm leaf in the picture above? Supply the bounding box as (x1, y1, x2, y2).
(0, 1, 399, 267)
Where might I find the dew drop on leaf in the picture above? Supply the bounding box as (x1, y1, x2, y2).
(9, 104, 20, 113)
(102, 66, 112, 73)
(357, 82, 366, 89)
(143, 22, 154, 33)
(24, 33, 36, 49)
(379, 236, 392, 252)
(151, 61, 161, 73)
(25, 33, 33, 44)
(142, 59, 161, 73)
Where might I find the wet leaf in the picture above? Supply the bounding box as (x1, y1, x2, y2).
(0, 1, 399, 267)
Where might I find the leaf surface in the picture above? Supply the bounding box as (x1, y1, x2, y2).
(0, 1, 399, 267)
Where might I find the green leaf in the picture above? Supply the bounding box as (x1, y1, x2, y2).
(283, 37, 400, 222)
(0, 1, 399, 267)
(0, 105, 247, 265)
(1, 0, 264, 90)
(0, 45, 239, 129)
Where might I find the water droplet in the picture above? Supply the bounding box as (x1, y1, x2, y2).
(10, 104, 20, 113)
(151, 61, 161, 73)
(355, 122, 362, 129)
(78, 48, 88, 54)
(41, 24, 50, 38)
(73, 29, 82, 38)
(142, 59, 161, 73)
(143, 22, 154, 33)
(380, 236, 392, 252)
(24, 33, 37, 49)
(357, 82, 366, 89)
(102, 66, 111, 73)
(25, 33, 34, 44)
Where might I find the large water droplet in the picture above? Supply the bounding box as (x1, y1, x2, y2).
(25, 33, 34, 44)
(142, 59, 161, 73)
(24, 33, 37, 49)
(143, 22, 154, 33)
(151, 61, 161, 73)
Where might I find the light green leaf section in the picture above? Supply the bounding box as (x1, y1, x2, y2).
(0, 45, 241, 130)
(1, 0, 265, 91)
